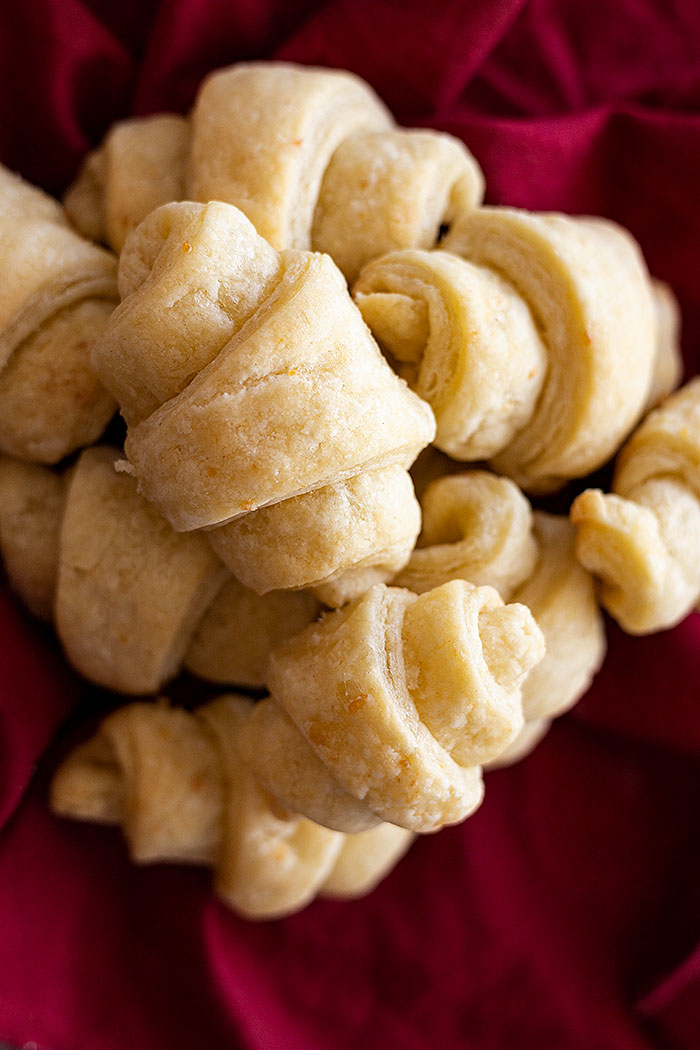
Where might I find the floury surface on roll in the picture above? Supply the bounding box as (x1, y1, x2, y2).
(395, 470, 606, 745)
(240, 580, 545, 833)
(0, 449, 320, 694)
(0, 164, 117, 463)
(572, 377, 700, 634)
(63, 114, 190, 253)
(92, 200, 434, 601)
(51, 696, 414, 920)
(64, 62, 484, 278)
(354, 207, 657, 492)
(188, 62, 393, 250)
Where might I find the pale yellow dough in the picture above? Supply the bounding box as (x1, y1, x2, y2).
(0, 456, 67, 619)
(56, 447, 227, 694)
(209, 465, 421, 607)
(355, 248, 546, 460)
(51, 696, 413, 919)
(188, 62, 393, 250)
(184, 577, 319, 688)
(572, 377, 700, 633)
(646, 279, 683, 412)
(93, 201, 434, 598)
(396, 472, 605, 741)
(0, 449, 321, 691)
(486, 718, 551, 769)
(394, 472, 538, 598)
(64, 114, 190, 252)
(443, 208, 657, 491)
(0, 299, 116, 463)
(240, 581, 544, 833)
(0, 165, 117, 462)
(513, 513, 606, 722)
(313, 129, 484, 282)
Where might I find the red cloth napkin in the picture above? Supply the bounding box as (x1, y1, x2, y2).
(2, 2, 700, 1047)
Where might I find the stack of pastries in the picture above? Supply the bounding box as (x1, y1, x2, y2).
(0, 60, 692, 920)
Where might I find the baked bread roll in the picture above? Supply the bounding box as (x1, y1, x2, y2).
(184, 577, 319, 688)
(393, 471, 538, 598)
(318, 822, 414, 899)
(312, 129, 484, 282)
(571, 377, 700, 633)
(354, 248, 546, 460)
(0, 456, 67, 619)
(64, 114, 190, 252)
(486, 718, 551, 769)
(208, 465, 421, 607)
(513, 513, 605, 722)
(240, 581, 545, 833)
(0, 449, 319, 692)
(56, 447, 226, 694)
(51, 697, 412, 919)
(188, 62, 393, 250)
(396, 472, 605, 731)
(0, 165, 117, 462)
(439, 208, 657, 491)
(645, 279, 683, 412)
(94, 201, 434, 599)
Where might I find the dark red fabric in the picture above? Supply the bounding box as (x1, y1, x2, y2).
(1, 2, 700, 1047)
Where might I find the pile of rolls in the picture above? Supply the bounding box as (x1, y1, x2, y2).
(0, 61, 692, 919)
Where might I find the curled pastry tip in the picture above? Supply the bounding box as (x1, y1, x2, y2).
(572, 379, 700, 634)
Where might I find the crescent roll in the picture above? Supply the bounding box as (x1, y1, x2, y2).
(64, 114, 190, 253)
(188, 62, 393, 250)
(51, 697, 412, 919)
(572, 377, 700, 633)
(56, 447, 227, 694)
(393, 471, 538, 598)
(184, 577, 319, 688)
(0, 449, 320, 692)
(441, 208, 657, 491)
(512, 513, 606, 722)
(93, 201, 434, 599)
(0, 456, 67, 619)
(645, 279, 683, 412)
(239, 580, 545, 833)
(0, 165, 117, 462)
(396, 472, 605, 732)
(312, 129, 484, 282)
(486, 718, 551, 770)
(354, 248, 547, 460)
